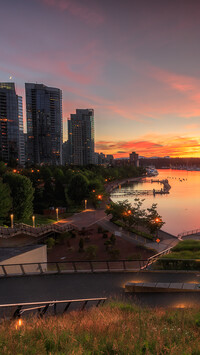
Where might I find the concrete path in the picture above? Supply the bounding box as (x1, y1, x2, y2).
(96, 218, 178, 253)
(57, 209, 106, 230)
(1, 271, 200, 308)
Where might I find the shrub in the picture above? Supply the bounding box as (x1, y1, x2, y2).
(70, 231, 76, 238)
(79, 237, 84, 252)
(98, 226, 103, 233)
(104, 240, 112, 251)
(110, 234, 116, 245)
(85, 245, 98, 259)
(46, 237, 55, 249)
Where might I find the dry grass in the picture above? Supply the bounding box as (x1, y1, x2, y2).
(1, 301, 200, 354)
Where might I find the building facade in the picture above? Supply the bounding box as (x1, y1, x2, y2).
(26, 83, 62, 165)
(68, 109, 94, 165)
(129, 151, 139, 167)
(0, 83, 24, 165)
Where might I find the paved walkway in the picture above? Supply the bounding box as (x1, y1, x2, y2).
(96, 218, 178, 253)
(55, 207, 179, 254)
(0, 272, 200, 308)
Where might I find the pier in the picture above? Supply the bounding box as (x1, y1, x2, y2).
(112, 179, 171, 198)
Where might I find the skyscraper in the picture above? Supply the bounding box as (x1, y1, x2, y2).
(18, 96, 25, 166)
(0, 82, 24, 165)
(68, 109, 94, 165)
(26, 83, 62, 165)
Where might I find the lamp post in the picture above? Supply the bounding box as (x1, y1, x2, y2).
(155, 217, 161, 240)
(10, 214, 14, 228)
(84, 199, 87, 210)
(32, 215, 35, 228)
(56, 208, 59, 221)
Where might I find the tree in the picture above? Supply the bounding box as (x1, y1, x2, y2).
(146, 203, 165, 235)
(4, 173, 34, 220)
(0, 180, 12, 222)
(68, 174, 89, 203)
(0, 161, 6, 176)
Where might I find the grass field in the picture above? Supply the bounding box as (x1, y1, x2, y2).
(155, 240, 200, 270)
(1, 301, 200, 354)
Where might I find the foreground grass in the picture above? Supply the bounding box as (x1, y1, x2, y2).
(1, 301, 200, 354)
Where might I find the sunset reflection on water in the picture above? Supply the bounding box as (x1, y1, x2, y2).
(111, 169, 200, 236)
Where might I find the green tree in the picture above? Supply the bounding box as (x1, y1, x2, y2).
(68, 174, 89, 203)
(146, 203, 165, 234)
(0, 180, 12, 222)
(0, 161, 6, 176)
(4, 173, 34, 220)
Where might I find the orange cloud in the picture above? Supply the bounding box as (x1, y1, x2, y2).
(96, 135, 200, 158)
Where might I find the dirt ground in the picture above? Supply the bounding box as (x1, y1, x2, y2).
(47, 224, 154, 262)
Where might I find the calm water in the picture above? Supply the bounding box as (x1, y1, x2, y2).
(111, 169, 200, 236)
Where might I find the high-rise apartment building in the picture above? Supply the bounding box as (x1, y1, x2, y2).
(0, 82, 24, 165)
(68, 109, 94, 165)
(129, 151, 139, 167)
(26, 83, 62, 165)
(18, 96, 25, 166)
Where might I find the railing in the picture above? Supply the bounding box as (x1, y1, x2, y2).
(0, 222, 74, 239)
(177, 229, 200, 239)
(0, 259, 150, 277)
(0, 297, 107, 320)
(141, 246, 173, 269)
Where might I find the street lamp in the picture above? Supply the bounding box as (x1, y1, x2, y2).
(10, 214, 14, 228)
(84, 199, 87, 209)
(32, 215, 35, 228)
(154, 217, 161, 240)
(56, 208, 59, 221)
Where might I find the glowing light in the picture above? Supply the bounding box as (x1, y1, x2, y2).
(9, 76, 12, 80)
(15, 318, 22, 329)
(10, 214, 14, 228)
(56, 208, 59, 221)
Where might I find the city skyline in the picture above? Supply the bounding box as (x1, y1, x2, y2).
(1, 0, 200, 158)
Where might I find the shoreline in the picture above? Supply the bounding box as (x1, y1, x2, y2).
(106, 175, 176, 239)
(105, 176, 143, 194)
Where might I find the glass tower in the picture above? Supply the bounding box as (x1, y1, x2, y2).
(68, 109, 94, 165)
(26, 83, 62, 165)
(0, 82, 21, 164)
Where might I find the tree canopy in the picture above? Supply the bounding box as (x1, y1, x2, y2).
(4, 173, 34, 220)
(0, 179, 12, 221)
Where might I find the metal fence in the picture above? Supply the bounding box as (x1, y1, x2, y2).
(0, 297, 107, 320)
(177, 228, 200, 239)
(0, 259, 150, 277)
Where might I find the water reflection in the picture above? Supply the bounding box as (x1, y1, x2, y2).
(111, 169, 200, 236)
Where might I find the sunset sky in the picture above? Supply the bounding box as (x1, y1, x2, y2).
(1, 0, 200, 158)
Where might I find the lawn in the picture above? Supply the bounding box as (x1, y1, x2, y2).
(1, 301, 200, 354)
(155, 239, 200, 270)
